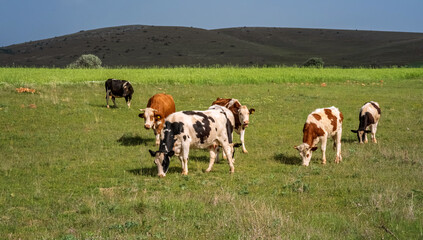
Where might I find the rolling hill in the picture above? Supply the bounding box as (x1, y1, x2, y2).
(1, 25, 423, 67)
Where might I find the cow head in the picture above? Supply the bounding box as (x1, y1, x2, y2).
(149, 150, 174, 177)
(351, 129, 371, 143)
(238, 105, 255, 128)
(122, 82, 134, 97)
(294, 143, 318, 166)
(139, 108, 162, 130)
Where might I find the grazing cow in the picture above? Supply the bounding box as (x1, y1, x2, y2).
(212, 98, 255, 153)
(105, 79, 134, 108)
(351, 101, 381, 143)
(295, 107, 343, 166)
(139, 93, 176, 145)
(148, 106, 237, 177)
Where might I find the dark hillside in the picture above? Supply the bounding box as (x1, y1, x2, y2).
(1, 25, 422, 67)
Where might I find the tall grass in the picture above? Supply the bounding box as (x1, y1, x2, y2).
(1, 67, 423, 85)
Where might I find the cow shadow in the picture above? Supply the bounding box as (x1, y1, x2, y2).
(274, 153, 302, 165)
(127, 166, 182, 177)
(342, 138, 358, 144)
(189, 155, 210, 163)
(117, 134, 154, 146)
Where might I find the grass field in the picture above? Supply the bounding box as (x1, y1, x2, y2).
(0, 67, 422, 239)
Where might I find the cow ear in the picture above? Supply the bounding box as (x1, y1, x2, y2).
(138, 113, 144, 118)
(294, 145, 299, 150)
(249, 108, 255, 114)
(311, 147, 318, 152)
(168, 151, 175, 157)
(351, 130, 358, 133)
(149, 150, 156, 157)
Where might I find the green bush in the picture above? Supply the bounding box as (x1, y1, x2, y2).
(303, 57, 324, 68)
(68, 54, 102, 69)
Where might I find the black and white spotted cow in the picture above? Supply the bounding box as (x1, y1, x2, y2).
(351, 101, 381, 143)
(105, 79, 134, 108)
(149, 106, 237, 177)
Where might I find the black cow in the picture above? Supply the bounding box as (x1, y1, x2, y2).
(105, 79, 134, 108)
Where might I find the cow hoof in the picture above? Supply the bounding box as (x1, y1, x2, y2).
(158, 174, 166, 178)
(181, 171, 188, 176)
(205, 168, 211, 173)
(322, 161, 326, 165)
(107, 105, 110, 109)
(243, 149, 248, 154)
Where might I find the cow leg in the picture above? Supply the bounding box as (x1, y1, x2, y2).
(181, 142, 190, 175)
(335, 131, 342, 163)
(106, 90, 111, 108)
(112, 96, 116, 107)
(321, 136, 327, 165)
(125, 96, 131, 108)
(364, 127, 369, 143)
(222, 144, 235, 173)
(240, 129, 248, 153)
(371, 123, 378, 143)
(206, 147, 218, 172)
(153, 129, 160, 146)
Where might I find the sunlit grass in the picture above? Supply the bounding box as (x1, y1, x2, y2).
(0, 67, 422, 239)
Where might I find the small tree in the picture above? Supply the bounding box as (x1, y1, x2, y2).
(303, 57, 324, 68)
(68, 54, 102, 68)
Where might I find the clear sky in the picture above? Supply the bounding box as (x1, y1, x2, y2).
(1, 0, 423, 47)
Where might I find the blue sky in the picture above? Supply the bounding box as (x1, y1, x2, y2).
(1, 0, 423, 47)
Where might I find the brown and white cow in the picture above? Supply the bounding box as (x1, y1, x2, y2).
(351, 101, 381, 143)
(149, 106, 237, 177)
(212, 98, 255, 153)
(139, 93, 176, 145)
(295, 107, 343, 166)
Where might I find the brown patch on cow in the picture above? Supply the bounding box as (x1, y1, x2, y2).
(339, 112, 344, 123)
(212, 98, 242, 129)
(367, 112, 375, 124)
(302, 122, 325, 147)
(370, 102, 381, 115)
(324, 109, 337, 131)
(312, 113, 322, 121)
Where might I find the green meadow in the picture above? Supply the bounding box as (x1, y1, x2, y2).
(0, 67, 422, 239)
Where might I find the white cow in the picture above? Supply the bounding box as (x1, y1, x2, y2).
(351, 101, 381, 143)
(149, 106, 238, 177)
(295, 106, 344, 166)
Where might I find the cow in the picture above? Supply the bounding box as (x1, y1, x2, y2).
(351, 101, 381, 143)
(294, 107, 343, 166)
(148, 106, 237, 177)
(139, 93, 176, 145)
(105, 79, 134, 108)
(212, 98, 255, 154)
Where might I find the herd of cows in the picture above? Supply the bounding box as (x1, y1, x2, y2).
(105, 79, 381, 177)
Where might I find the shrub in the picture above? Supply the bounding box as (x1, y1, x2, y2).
(68, 54, 102, 69)
(303, 57, 324, 68)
